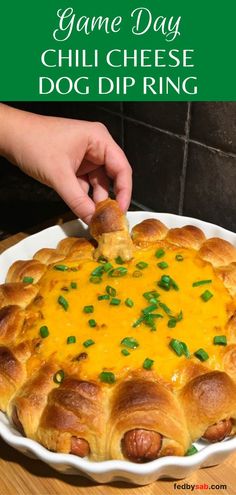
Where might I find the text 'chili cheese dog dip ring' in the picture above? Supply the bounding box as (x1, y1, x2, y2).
(1, 198, 236, 463)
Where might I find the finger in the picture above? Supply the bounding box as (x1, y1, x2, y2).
(104, 141, 133, 212)
(54, 171, 95, 224)
(77, 174, 90, 194)
(88, 168, 110, 203)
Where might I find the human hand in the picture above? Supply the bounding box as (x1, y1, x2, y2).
(0, 104, 132, 223)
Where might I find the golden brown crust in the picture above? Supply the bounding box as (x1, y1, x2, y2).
(107, 372, 190, 460)
(131, 219, 168, 246)
(90, 199, 128, 240)
(33, 248, 65, 265)
(0, 306, 25, 344)
(199, 238, 236, 267)
(0, 345, 29, 411)
(0, 283, 39, 310)
(57, 238, 94, 260)
(166, 225, 206, 250)
(179, 371, 236, 442)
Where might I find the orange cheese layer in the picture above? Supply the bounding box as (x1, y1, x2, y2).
(24, 245, 233, 385)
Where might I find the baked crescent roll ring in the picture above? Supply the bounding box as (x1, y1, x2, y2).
(0, 198, 236, 463)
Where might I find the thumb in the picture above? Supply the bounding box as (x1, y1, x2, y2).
(55, 172, 95, 224)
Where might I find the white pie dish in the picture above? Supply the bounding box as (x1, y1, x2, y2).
(0, 211, 236, 486)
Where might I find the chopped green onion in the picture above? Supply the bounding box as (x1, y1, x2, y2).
(143, 290, 159, 301)
(213, 335, 227, 346)
(58, 295, 69, 311)
(159, 302, 172, 315)
(170, 339, 190, 358)
(53, 265, 69, 271)
(194, 348, 209, 361)
(88, 319, 97, 328)
(142, 303, 158, 315)
(83, 305, 94, 313)
(110, 297, 121, 306)
(201, 290, 213, 302)
(176, 254, 184, 262)
(168, 318, 177, 328)
(23, 276, 34, 284)
(192, 279, 212, 287)
(157, 261, 169, 270)
(98, 294, 110, 301)
(185, 445, 198, 456)
(158, 275, 179, 291)
(106, 285, 116, 297)
(132, 270, 142, 278)
(70, 282, 77, 289)
(121, 348, 130, 356)
(125, 298, 134, 308)
(103, 262, 113, 272)
(53, 370, 65, 384)
(155, 248, 165, 258)
(115, 256, 124, 264)
(109, 267, 128, 277)
(136, 261, 148, 270)
(89, 276, 102, 284)
(143, 358, 154, 370)
(121, 337, 139, 349)
(83, 339, 95, 348)
(67, 335, 76, 344)
(99, 371, 116, 384)
(39, 325, 49, 338)
(91, 266, 104, 277)
(132, 316, 145, 328)
(98, 256, 107, 264)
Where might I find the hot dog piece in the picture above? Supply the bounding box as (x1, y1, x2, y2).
(122, 429, 162, 463)
(202, 419, 233, 442)
(70, 436, 90, 457)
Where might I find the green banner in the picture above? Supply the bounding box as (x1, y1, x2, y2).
(0, 0, 235, 100)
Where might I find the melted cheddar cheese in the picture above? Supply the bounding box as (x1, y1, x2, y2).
(24, 244, 233, 386)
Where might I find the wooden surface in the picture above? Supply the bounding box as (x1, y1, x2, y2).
(0, 233, 236, 495)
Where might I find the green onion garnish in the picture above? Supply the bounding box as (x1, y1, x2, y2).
(201, 290, 213, 302)
(53, 370, 65, 384)
(98, 256, 107, 264)
(121, 337, 139, 349)
(168, 318, 177, 328)
(175, 254, 184, 261)
(110, 297, 121, 306)
(98, 294, 110, 301)
(70, 282, 77, 289)
(54, 265, 69, 271)
(192, 279, 212, 287)
(88, 319, 97, 328)
(23, 276, 34, 284)
(169, 339, 190, 358)
(143, 358, 154, 370)
(125, 298, 134, 308)
(132, 316, 145, 328)
(115, 256, 124, 264)
(194, 348, 209, 361)
(106, 285, 116, 297)
(58, 295, 69, 311)
(155, 248, 165, 258)
(158, 275, 179, 291)
(185, 445, 198, 456)
(159, 302, 172, 315)
(143, 290, 159, 301)
(109, 267, 128, 277)
(136, 261, 148, 270)
(142, 303, 158, 315)
(103, 262, 113, 272)
(83, 339, 95, 348)
(132, 270, 142, 278)
(99, 371, 116, 384)
(157, 261, 169, 270)
(89, 276, 102, 284)
(121, 349, 130, 356)
(39, 325, 49, 338)
(83, 305, 94, 313)
(91, 266, 104, 277)
(67, 336, 76, 344)
(213, 335, 227, 346)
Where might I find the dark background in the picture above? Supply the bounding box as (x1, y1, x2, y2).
(1, 102, 236, 239)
